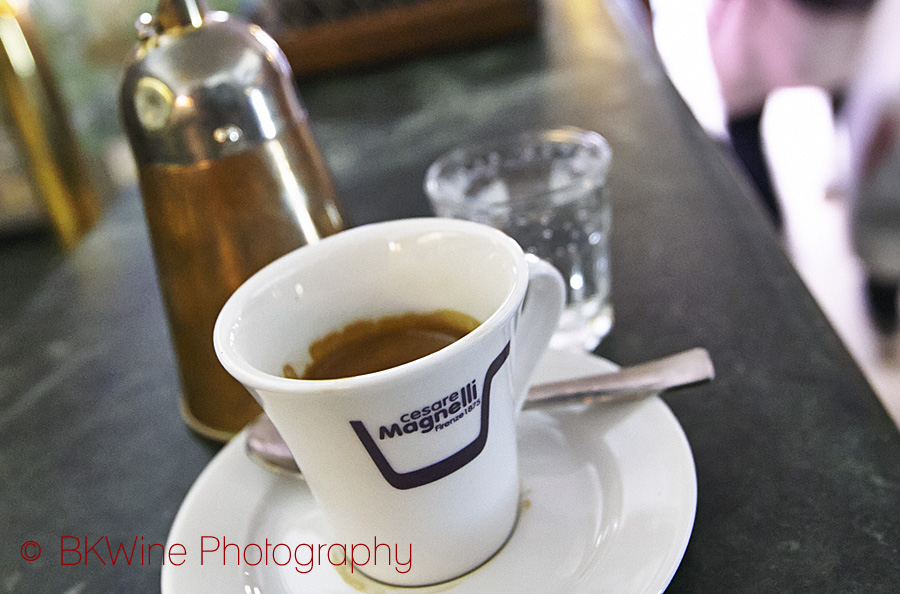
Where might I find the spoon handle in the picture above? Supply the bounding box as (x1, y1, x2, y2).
(523, 347, 714, 409)
(245, 348, 715, 476)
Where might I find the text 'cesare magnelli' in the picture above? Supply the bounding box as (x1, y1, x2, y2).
(379, 380, 480, 439)
(48, 536, 412, 574)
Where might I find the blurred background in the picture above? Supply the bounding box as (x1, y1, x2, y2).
(650, 0, 900, 426)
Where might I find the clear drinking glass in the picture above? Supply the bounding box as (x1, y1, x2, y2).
(425, 128, 613, 351)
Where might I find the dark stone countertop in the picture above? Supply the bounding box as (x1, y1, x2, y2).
(0, 1, 897, 592)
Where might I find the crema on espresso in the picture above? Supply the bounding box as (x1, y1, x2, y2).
(284, 310, 481, 380)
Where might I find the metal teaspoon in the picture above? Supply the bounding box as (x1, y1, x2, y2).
(244, 347, 714, 476)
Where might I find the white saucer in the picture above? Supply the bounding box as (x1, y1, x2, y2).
(162, 349, 696, 594)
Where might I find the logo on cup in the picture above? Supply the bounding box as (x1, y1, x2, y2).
(349, 343, 510, 490)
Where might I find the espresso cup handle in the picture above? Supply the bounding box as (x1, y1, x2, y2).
(511, 255, 566, 413)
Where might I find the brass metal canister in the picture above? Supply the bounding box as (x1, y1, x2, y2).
(120, 0, 346, 441)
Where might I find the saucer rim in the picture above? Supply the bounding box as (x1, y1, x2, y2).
(161, 350, 697, 594)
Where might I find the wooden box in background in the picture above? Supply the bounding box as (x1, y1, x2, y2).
(248, 0, 539, 78)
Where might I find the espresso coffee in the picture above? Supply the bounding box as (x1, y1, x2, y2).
(285, 309, 481, 380)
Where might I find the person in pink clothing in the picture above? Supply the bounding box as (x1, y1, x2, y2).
(843, 0, 900, 332)
(707, 0, 873, 229)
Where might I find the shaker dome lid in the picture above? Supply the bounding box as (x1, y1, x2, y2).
(120, 1, 305, 166)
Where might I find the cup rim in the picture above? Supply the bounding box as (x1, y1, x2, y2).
(423, 127, 612, 209)
(213, 217, 529, 395)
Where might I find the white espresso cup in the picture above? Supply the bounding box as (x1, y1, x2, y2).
(214, 218, 565, 586)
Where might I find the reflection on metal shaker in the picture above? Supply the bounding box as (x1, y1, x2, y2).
(120, 0, 346, 441)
